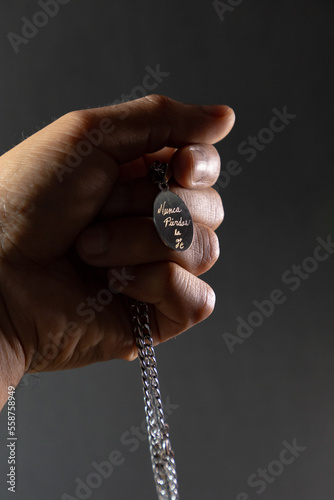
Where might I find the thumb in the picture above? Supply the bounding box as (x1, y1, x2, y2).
(0, 95, 235, 263)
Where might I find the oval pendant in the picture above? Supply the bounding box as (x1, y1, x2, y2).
(153, 190, 193, 251)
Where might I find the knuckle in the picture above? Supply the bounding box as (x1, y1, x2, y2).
(211, 188, 225, 227)
(58, 109, 95, 138)
(120, 345, 138, 362)
(196, 226, 220, 272)
(142, 94, 174, 150)
(158, 261, 215, 329)
(144, 94, 173, 111)
(190, 281, 216, 326)
(198, 285, 216, 322)
(163, 261, 182, 292)
(207, 229, 220, 264)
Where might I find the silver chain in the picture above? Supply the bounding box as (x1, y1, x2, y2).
(130, 299, 180, 499)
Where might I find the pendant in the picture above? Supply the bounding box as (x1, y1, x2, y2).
(153, 190, 193, 251)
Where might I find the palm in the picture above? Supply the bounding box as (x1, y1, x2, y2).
(1, 152, 154, 374)
(3, 241, 135, 374)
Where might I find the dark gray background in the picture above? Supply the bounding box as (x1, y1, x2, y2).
(1, 1, 333, 499)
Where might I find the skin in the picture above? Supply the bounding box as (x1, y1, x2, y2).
(0, 95, 235, 410)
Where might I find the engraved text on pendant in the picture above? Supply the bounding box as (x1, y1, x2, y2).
(153, 191, 193, 251)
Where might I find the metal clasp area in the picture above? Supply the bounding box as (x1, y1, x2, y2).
(150, 160, 169, 191)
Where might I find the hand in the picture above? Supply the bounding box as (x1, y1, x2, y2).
(0, 95, 235, 396)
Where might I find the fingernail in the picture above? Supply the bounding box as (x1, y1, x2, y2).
(202, 104, 233, 117)
(189, 146, 208, 183)
(79, 226, 108, 257)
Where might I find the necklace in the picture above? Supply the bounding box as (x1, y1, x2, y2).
(130, 161, 194, 499)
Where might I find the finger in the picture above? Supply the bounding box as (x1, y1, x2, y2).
(78, 94, 235, 164)
(169, 144, 221, 189)
(98, 180, 224, 230)
(76, 217, 220, 276)
(171, 185, 224, 230)
(99, 142, 222, 218)
(140, 143, 220, 188)
(107, 261, 216, 346)
(117, 147, 176, 181)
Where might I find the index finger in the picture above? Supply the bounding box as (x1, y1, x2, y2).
(78, 94, 235, 164)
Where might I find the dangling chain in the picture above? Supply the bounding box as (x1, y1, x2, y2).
(130, 299, 180, 499)
(129, 160, 192, 498)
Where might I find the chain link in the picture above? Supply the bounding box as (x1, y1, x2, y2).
(149, 160, 169, 191)
(130, 299, 179, 500)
